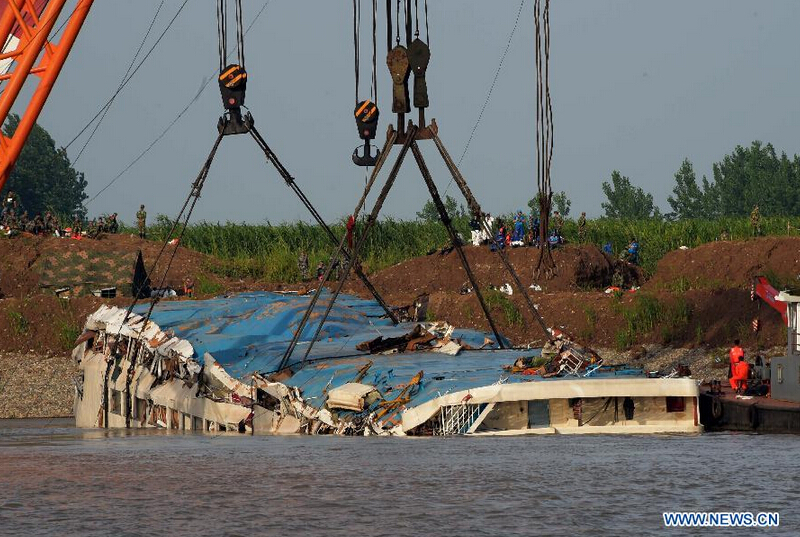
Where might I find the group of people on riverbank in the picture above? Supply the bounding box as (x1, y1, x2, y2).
(470, 210, 578, 250)
(1, 190, 128, 239)
(2, 191, 61, 236)
(468, 209, 640, 265)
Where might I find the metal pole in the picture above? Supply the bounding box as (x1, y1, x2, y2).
(410, 141, 505, 348)
(432, 130, 553, 342)
(290, 126, 419, 370)
(247, 124, 398, 323)
(0, 0, 94, 188)
(277, 128, 408, 371)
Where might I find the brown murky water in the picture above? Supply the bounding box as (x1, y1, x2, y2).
(1, 419, 799, 536)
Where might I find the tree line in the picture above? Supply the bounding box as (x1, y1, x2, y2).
(0, 114, 87, 218)
(0, 113, 795, 227)
(418, 141, 800, 223)
(601, 141, 800, 220)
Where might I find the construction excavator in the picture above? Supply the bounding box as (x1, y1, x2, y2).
(752, 275, 788, 330)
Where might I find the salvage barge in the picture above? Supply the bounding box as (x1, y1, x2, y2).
(73, 292, 701, 435)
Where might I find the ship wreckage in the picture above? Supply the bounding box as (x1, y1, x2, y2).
(73, 292, 701, 436)
(71, 1, 699, 436)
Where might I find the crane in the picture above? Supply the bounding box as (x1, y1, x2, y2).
(0, 0, 94, 191)
(752, 275, 788, 328)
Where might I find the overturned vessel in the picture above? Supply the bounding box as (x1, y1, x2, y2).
(73, 292, 701, 435)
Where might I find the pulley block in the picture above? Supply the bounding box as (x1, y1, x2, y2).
(354, 100, 380, 140)
(386, 45, 410, 113)
(407, 38, 431, 109)
(218, 63, 248, 110)
(352, 100, 380, 166)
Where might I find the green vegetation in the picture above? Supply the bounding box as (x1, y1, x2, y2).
(529, 190, 571, 217)
(484, 289, 523, 327)
(106, 139, 800, 282)
(615, 294, 692, 349)
(605, 141, 800, 220)
(118, 213, 800, 282)
(7, 309, 29, 336)
(127, 216, 470, 282)
(195, 273, 224, 296)
(580, 306, 598, 340)
(1, 114, 87, 217)
(564, 215, 797, 274)
(602, 171, 660, 219)
(668, 158, 719, 219)
(416, 195, 466, 222)
(55, 300, 81, 351)
(56, 317, 81, 351)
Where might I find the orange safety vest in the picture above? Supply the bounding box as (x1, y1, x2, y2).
(733, 360, 749, 381)
(730, 346, 744, 365)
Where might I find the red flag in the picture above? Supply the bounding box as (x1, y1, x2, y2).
(346, 215, 355, 249)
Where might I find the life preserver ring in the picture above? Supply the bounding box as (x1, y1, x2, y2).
(748, 404, 759, 430)
(711, 398, 723, 421)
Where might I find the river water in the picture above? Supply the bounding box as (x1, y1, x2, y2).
(1, 419, 798, 536)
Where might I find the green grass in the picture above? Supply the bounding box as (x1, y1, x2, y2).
(56, 318, 81, 351)
(7, 309, 29, 335)
(123, 216, 468, 282)
(195, 274, 224, 296)
(119, 215, 799, 281)
(484, 288, 523, 327)
(615, 294, 693, 349)
(55, 300, 81, 351)
(580, 306, 598, 340)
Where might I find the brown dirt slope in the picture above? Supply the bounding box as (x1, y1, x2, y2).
(647, 236, 800, 291)
(0, 233, 226, 298)
(346, 239, 792, 351)
(1, 236, 795, 417)
(360, 244, 643, 301)
(1, 235, 795, 356)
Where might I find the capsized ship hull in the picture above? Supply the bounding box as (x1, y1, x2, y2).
(73, 292, 701, 435)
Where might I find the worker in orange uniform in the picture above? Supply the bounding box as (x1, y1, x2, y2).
(729, 339, 745, 391)
(732, 360, 749, 394)
(729, 339, 744, 371)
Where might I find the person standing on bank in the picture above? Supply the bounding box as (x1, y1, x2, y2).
(136, 205, 147, 239)
(729, 339, 744, 378)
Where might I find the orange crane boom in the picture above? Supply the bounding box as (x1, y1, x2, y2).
(752, 275, 788, 326)
(0, 0, 94, 191)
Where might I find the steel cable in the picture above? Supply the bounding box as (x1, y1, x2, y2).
(235, 0, 245, 68)
(371, 0, 378, 103)
(353, 0, 360, 104)
(216, 0, 227, 72)
(84, 0, 272, 206)
(533, 0, 555, 277)
(64, 0, 190, 152)
(72, 1, 166, 166)
(442, 0, 526, 196)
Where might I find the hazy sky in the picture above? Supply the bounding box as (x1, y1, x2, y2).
(17, 0, 800, 224)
